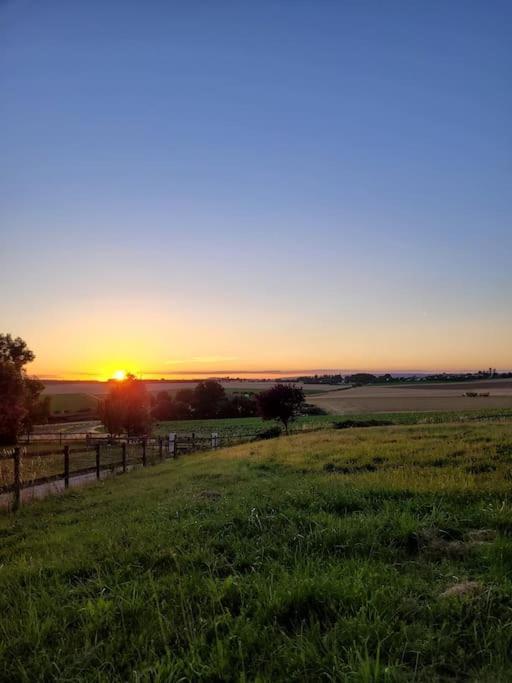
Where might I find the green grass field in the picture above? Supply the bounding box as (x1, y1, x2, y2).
(2, 419, 512, 680)
(47, 393, 99, 417)
(153, 414, 335, 437)
(153, 407, 512, 438)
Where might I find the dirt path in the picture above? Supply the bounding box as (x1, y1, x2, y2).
(32, 420, 102, 434)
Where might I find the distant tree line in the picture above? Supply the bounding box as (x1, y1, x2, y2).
(290, 373, 387, 386)
(291, 369, 512, 386)
(151, 381, 258, 421)
(99, 378, 308, 437)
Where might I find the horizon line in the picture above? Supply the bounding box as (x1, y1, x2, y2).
(32, 367, 511, 382)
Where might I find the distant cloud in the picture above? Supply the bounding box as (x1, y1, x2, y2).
(28, 373, 63, 379)
(143, 368, 341, 376)
(144, 369, 284, 376)
(32, 371, 101, 379)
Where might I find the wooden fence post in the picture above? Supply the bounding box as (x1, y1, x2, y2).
(191, 432, 195, 451)
(158, 437, 163, 461)
(64, 445, 70, 489)
(142, 440, 147, 467)
(212, 432, 219, 449)
(95, 443, 101, 480)
(169, 433, 176, 459)
(122, 442, 127, 473)
(13, 447, 21, 511)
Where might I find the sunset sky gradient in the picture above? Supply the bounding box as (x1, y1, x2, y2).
(1, 1, 511, 379)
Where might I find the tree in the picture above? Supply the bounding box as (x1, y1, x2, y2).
(100, 374, 152, 436)
(173, 388, 195, 418)
(0, 334, 44, 445)
(98, 394, 125, 436)
(151, 390, 175, 420)
(0, 334, 35, 369)
(0, 362, 27, 445)
(256, 383, 305, 433)
(23, 378, 50, 432)
(345, 373, 377, 386)
(219, 393, 258, 418)
(192, 380, 226, 418)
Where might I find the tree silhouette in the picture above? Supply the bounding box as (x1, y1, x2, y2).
(100, 374, 152, 436)
(0, 334, 46, 444)
(256, 384, 305, 433)
(193, 380, 226, 418)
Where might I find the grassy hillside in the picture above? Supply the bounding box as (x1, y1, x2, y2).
(2, 422, 512, 680)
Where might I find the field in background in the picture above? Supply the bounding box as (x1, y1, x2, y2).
(153, 408, 512, 437)
(47, 392, 100, 420)
(310, 379, 512, 414)
(40, 380, 339, 421)
(40, 379, 512, 422)
(32, 408, 512, 440)
(41, 380, 340, 398)
(2, 420, 512, 679)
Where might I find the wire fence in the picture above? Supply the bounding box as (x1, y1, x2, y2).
(0, 431, 264, 511)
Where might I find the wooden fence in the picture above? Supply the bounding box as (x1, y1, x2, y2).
(0, 431, 260, 511)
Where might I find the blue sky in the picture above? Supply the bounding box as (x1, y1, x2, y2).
(1, 1, 511, 377)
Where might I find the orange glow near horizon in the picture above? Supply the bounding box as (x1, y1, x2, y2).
(20, 296, 512, 381)
(112, 370, 127, 381)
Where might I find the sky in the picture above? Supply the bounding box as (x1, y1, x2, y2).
(1, 1, 511, 380)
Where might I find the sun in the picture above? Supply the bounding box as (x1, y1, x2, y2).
(112, 369, 127, 381)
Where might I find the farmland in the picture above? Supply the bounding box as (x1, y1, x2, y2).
(41, 379, 512, 423)
(41, 380, 340, 398)
(47, 392, 99, 420)
(40, 380, 339, 421)
(153, 414, 335, 438)
(32, 408, 512, 440)
(2, 419, 512, 680)
(310, 379, 512, 415)
(152, 408, 512, 439)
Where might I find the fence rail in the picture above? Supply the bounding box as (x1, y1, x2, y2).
(0, 431, 262, 510)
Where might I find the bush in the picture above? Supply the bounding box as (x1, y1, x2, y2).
(332, 419, 394, 429)
(256, 426, 282, 440)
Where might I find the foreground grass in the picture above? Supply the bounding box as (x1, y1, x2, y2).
(2, 421, 512, 680)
